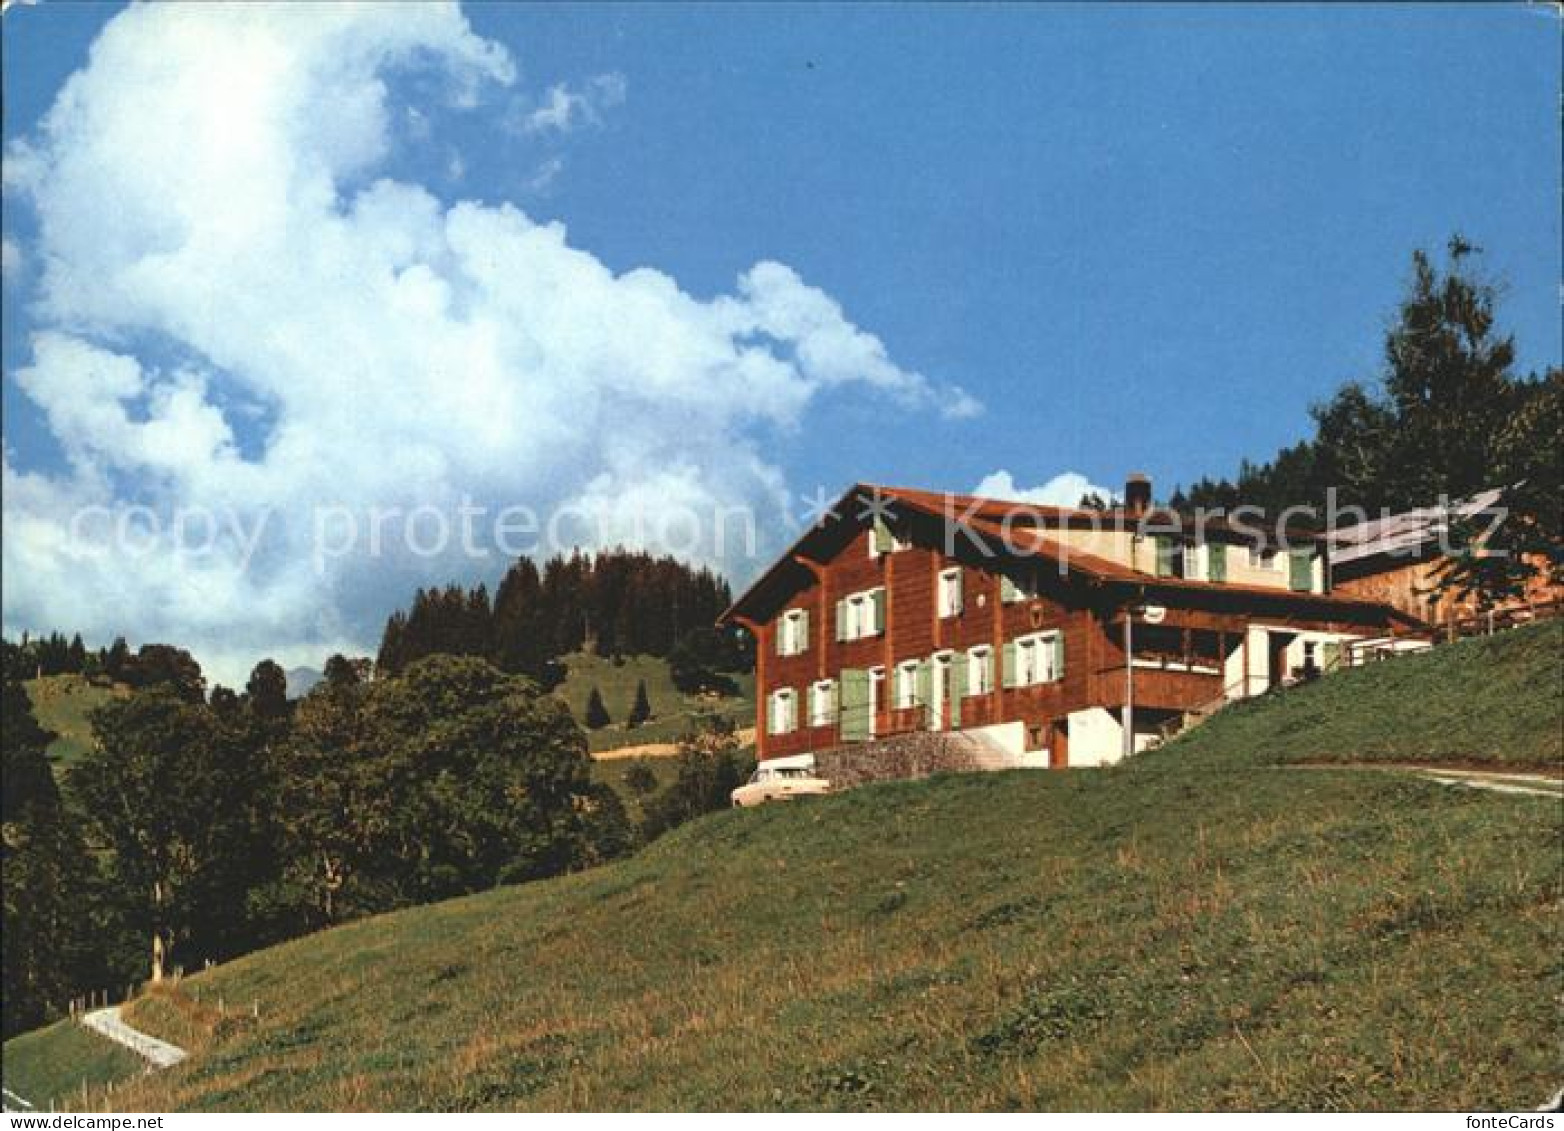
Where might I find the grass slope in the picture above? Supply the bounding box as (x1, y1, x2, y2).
(1153, 622, 1563, 771)
(554, 652, 753, 753)
(18, 625, 1561, 1111)
(1, 1020, 143, 1111)
(95, 769, 1560, 1111)
(23, 675, 125, 768)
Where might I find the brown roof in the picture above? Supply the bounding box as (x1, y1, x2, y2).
(964, 517, 1412, 612)
(720, 482, 1404, 627)
(1323, 487, 1506, 566)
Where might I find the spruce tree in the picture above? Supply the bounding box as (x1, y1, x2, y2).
(584, 686, 610, 729)
(67, 633, 88, 674)
(105, 636, 131, 681)
(627, 679, 652, 728)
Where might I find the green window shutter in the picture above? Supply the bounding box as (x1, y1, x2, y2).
(1154, 535, 1175, 577)
(840, 669, 869, 741)
(835, 598, 848, 641)
(871, 588, 886, 634)
(1321, 641, 1340, 673)
(1001, 641, 1018, 688)
(916, 659, 933, 719)
(766, 694, 777, 734)
(949, 654, 966, 729)
(798, 608, 810, 650)
(1052, 633, 1065, 680)
(1207, 543, 1227, 583)
(1000, 574, 1020, 603)
(872, 517, 894, 555)
(1289, 550, 1312, 592)
(774, 623, 784, 656)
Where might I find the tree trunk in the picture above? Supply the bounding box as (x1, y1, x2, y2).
(150, 880, 167, 983)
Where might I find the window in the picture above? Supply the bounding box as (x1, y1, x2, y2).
(1001, 569, 1034, 604)
(1205, 542, 1227, 584)
(938, 567, 963, 618)
(895, 659, 921, 709)
(868, 518, 908, 558)
(966, 645, 993, 696)
(1152, 535, 1185, 578)
(836, 587, 886, 641)
(1009, 631, 1063, 687)
(1288, 549, 1315, 592)
(767, 688, 797, 735)
(777, 608, 809, 656)
(808, 679, 836, 727)
(1247, 544, 1278, 570)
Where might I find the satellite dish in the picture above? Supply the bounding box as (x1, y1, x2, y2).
(1143, 605, 1166, 624)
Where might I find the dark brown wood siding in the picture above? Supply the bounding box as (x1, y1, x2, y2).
(750, 514, 1404, 761)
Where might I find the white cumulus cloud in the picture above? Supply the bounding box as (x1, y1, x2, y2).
(0, 237, 20, 280)
(973, 470, 1115, 508)
(517, 72, 627, 135)
(1, 3, 977, 683)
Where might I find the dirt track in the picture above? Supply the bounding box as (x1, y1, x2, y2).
(593, 727, 756, 761)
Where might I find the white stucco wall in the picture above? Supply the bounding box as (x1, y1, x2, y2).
(1067, 707, 1162, 767)
(1223, 634, 1248, 697)
(1067, 707, 1122, 767)
(970, 720, 1027, 756)
(1243, 625, 1369, 692)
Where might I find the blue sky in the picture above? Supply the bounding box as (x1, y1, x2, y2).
(2, 2, 1557, 676)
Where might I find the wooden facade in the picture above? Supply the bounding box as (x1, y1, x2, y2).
(1325, 488, 1564, 628)
(1332, 549, 1563, 627)
(724, 482, 1423, 767)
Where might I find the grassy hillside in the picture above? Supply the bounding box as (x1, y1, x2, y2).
(554, 652, 753, 753)
(23, 675, 126, 768)
(2, 1019, 143, 1111)
(73, 766, 1559, 1111)
(14, 625, 1559, 1111)
(1154, 621, 1563, 770)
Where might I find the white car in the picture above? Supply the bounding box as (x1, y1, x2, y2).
(730, 764, 832, 807)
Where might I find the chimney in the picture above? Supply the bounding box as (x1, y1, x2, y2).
(1124, 473, 1151, 516)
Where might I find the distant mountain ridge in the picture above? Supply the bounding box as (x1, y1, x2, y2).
(284, 667, 322, 698)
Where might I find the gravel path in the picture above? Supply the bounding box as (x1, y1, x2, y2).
(81, 1005, 188, 1070)
(1294, 763, 1563, 799)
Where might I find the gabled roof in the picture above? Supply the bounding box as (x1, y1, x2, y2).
(1323, 487, 1506, 566)
(873, 484, 1324, 540)
(719, 482, 1412, 628)
(962, 517, 1418, 615)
